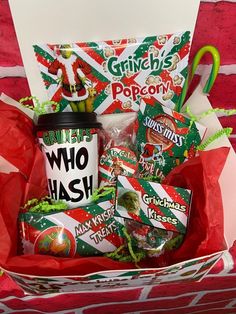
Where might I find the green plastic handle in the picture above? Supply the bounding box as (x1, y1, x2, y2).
(176, 75, 189, 112)
(191, 45, 220, 93)
(175, 45, 220, 112)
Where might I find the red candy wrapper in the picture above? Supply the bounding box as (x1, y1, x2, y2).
(20, 196, 125, 258)
(98, 112, 138, 186)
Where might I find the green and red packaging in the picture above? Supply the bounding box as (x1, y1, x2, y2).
(33, 31, 191, 114)
(99, 146, 138, 187)
(136, 99, 207, 179)
(20, 196, 125, 258)
(115, 175, 192, 235)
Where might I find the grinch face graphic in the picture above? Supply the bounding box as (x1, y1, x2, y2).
(118, 191, 140, 216)
(111, 160, 125, 177)
(59, 44, 73, 59)
(48, 44, 95, 112)
(34, 227, 76, 257)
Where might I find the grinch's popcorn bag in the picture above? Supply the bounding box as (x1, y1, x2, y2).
(33, 32, 191, 114)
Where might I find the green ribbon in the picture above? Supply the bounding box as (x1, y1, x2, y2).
(185, 106, 233, 151)
(92, 186, 116, 202)
(22, 197, 68, 213)
(106, 227, 146, 267)
(197, 128, 232, 151)
(142, 175, 161, 183)
(185, 106, 236, 123)
(19, 96, 60, 115)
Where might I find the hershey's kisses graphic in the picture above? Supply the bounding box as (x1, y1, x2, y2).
(136, 101, 206, 178)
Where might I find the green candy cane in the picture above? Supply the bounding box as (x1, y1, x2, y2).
(176, 45, 220, 112)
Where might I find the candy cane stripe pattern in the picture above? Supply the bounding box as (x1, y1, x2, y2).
(115, 175, 192, 234)
(33, 32, 191, 113)
(19, 198, 125, 257)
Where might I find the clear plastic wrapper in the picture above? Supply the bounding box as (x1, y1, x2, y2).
(98, 112, 138, 186)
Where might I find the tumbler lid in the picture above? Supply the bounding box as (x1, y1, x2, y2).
(36, 112, 102, 130)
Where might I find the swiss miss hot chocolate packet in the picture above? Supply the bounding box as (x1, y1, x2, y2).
(136, 99, 207, 179)
(33, 31, 191, 113)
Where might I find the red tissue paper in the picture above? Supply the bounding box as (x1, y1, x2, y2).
(0, 102, 229, 276)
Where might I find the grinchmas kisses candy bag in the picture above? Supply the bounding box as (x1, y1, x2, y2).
(124, 220, 184, 258)
(114, 175, 192, 259)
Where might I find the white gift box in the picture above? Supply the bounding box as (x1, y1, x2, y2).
(2, 0, 235, 295)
